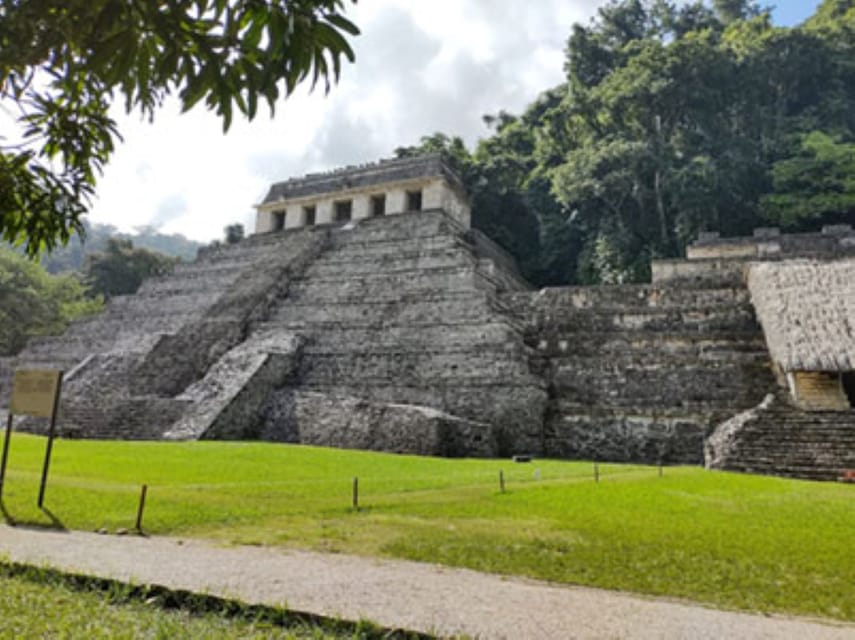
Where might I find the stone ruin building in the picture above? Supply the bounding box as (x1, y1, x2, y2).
(1, 154, 853, 481)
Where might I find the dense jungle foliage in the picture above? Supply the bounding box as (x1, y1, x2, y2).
(398, 0, 855, 285)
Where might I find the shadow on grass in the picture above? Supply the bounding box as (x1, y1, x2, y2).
(39, 506, 66, 531)
(0, 499, 67, 532)
(0, 562, 430, 640)
(0, 499, 15, 526)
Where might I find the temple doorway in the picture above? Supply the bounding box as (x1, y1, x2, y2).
(842, 372, 855, 409)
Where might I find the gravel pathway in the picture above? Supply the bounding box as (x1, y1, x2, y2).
(0, 525, 853, 639)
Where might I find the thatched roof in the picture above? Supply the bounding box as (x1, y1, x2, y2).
(748, 259, 855, 372)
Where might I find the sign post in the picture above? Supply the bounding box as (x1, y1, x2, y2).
(0, 413, 13, 501)
(37, 371, 64, 508)
(0, 370, 63, 505)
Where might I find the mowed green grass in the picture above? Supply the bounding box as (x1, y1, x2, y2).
(1, 433, 854, 621)
(0, 569, 367, 639)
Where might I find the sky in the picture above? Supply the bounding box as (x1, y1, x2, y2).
(85, 0, 823, 242)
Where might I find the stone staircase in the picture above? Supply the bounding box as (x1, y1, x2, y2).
(503, 284, 777, 464)
(706, 393, 855, 481)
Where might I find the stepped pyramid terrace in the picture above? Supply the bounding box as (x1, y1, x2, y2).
(1, 154, 854, 480)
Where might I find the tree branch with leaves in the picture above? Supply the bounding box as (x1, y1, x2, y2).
(0, 0, 358, 255)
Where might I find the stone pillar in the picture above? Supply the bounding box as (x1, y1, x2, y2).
(423, 181, 444, 211)
(316, 199, 333, 225)
(352, 194, 371, 220)
(386, 189, 407, 215)
(285, 204, 303, 229)
(255, 210, 276, 234)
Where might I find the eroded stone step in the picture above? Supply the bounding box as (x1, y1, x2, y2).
(532, 307, 759, 334)
(526, 331, 766, 357)
(327, 212, 462, 246)
(292, 322, 520, 350)
(305, 248, 472, 277)
(551, 361, 773, 397)
(288, 265, 491, 301)
(503, 286, 751, 315)
(270, 293, 500, 326)
(542, 349, 770, 368)
(298, 351, 539, 384)
(312, 234, 461, 262)
(104, 291, 222, 313)
(719, 463, 850, 481)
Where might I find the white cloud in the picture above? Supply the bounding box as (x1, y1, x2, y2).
(88, 1, 603, 242)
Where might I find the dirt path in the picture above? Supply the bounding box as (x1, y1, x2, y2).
(0, 525, 852, 639)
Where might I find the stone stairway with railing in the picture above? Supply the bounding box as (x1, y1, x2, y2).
(502, 284, 777, 464)
(706, 393, 855, 482)
(2, 227, 328, 438)
(7, 235, 285, 376)
(256, 211, 547, 455)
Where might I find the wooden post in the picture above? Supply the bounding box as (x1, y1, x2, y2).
(135, 484, 148, 533)
(37, 371, 64, 508)
(352, 476, 359, 511)
(594, 461, 599, 483)
(0, 413, 13, 501)
(499, 469, 505, 493)
(658, 461, 664, 478)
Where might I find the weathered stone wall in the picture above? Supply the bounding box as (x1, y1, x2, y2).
(503, 284, 777, 463)
(687, 225, 855, 260)
(651, 257, 749, 287)
(260, 391, 495, 457)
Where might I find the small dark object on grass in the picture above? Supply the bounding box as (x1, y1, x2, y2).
(513, 455, 532, 463)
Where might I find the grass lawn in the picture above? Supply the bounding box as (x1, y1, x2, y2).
(0, 565, 381, 639)
(1, 433, 853, 622)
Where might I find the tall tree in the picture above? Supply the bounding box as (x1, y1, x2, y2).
(434, 0, 855, 285)
(224, 223, 245, 245)
(0, 1, 358, 255)
(713, 0, 759, 24)
(762, 131, 855, 227)
(84, 238, 179, 298)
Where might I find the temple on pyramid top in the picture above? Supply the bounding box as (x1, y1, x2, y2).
(254, 154, 471, 233)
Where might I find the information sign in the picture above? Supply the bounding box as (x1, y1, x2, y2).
(10, 369, 62, 418)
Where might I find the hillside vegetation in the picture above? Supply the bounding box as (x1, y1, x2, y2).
(399, 0, 855, 285)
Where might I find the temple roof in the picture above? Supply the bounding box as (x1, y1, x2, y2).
(260, 154, 464, 205)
